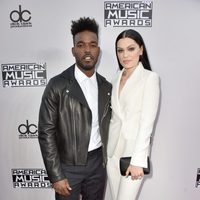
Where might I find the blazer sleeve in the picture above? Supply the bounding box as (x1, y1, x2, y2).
(130, 72, 160, 168)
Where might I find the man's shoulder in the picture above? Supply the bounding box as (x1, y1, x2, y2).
(49, 65, 75, 83)
(96, 72, 112, 87)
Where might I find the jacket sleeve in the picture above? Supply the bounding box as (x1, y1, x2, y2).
(130, 72, 160, 168)
(38, 78, 66, 183)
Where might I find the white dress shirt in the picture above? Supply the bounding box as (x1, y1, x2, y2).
(75, 65, 101, 151)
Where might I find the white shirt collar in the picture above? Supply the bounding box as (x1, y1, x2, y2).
(75, 65, 97, 85)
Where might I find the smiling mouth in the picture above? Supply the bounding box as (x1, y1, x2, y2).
(84, 56, 93, 62)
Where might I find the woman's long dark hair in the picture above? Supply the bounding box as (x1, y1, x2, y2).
(115, 29, 152, 71)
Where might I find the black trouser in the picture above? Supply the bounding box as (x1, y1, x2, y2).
(56, 147, 106, 200)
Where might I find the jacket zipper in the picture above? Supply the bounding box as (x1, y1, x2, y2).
(100, 99, 110, 125)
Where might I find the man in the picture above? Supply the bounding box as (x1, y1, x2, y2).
(38, 17, 112, 200)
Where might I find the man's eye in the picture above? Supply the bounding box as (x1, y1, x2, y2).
(77, 44, 83, 48)
(90, 43, 98, 48)
(90, 45, 97, 48)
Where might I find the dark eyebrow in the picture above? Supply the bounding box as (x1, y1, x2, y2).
(127, 44, 136, 48)
(77, 41, 97, 44)
(117, 44, 136, 49)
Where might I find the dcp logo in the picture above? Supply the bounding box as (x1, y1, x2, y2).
(18, 120, 38, 139)
(196, 168, 200, 188)
(10, 5, 31, 23)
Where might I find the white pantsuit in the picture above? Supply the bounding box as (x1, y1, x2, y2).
(107, 62, 160, 200)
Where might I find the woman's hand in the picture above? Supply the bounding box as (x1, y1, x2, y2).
(126, 165, 144, 180)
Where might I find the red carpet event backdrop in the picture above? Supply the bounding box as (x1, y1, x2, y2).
(0, 0, 200, 199)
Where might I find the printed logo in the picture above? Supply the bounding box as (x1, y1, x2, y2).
(195, 168, 200, 188)
(10, 5, 32, 28)
(1, 63, 47, 88)
(12, 169, 51, 188)
(104, 1, 153, 27)
(18, 120, 38, 139)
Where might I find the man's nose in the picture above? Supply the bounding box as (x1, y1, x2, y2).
(84, 44, 91, 52)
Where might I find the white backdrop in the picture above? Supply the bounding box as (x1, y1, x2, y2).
(0, 0, 200, 199)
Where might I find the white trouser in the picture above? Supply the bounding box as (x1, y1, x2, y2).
(107, 155, 143, 200)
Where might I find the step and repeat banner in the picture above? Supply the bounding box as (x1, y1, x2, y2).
(0, 0, 200, 199)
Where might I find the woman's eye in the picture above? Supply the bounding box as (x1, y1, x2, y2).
(117, 49, 123, 53)
(128, 47, 135, 51)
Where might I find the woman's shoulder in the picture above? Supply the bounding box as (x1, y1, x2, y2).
(143, 68, 159, 80)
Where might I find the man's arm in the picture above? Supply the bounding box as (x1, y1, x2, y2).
(38, 78, 65, 183)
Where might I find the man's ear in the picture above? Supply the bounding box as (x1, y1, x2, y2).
(98, 46, 100, 54)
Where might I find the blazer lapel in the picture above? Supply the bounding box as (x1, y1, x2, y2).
(112, 63, 144, 118)
(119, 62, 144, 99)
(111, 70, 124, 118)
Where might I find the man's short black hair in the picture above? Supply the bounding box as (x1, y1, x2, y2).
(71, 17, 99, 42)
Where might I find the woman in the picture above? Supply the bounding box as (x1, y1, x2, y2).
(107, 29, 160, 200)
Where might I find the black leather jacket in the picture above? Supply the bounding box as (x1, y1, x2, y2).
(38, 65, 112, 183)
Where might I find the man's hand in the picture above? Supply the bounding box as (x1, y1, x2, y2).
(52, 179, 72, 197)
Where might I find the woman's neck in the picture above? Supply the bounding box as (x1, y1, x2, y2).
(122, 64, 138, 77)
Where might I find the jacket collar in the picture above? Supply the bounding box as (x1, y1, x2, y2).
(60, 64, 111, 118)
(60, 64, 89, 108)
(60, 64, 106, 85)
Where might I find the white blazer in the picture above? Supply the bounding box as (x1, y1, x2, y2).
(107, 62, 160, 168)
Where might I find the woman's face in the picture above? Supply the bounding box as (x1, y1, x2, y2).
(117, 37, 143, 69)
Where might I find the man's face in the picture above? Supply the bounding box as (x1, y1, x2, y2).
(72, 30, 100, 75)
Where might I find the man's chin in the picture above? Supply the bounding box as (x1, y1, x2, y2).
(81, 65, 95, 71)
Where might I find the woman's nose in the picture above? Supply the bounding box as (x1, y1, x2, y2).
(123, 50, 128, 57)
